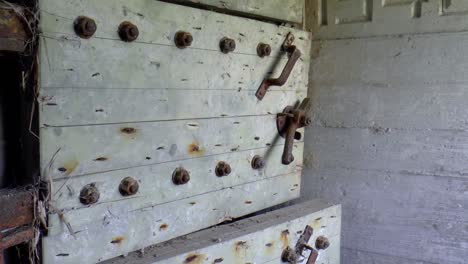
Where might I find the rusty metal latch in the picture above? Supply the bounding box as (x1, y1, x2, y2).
(277, 98, 311, 165)
(255, 32, 301, 100)
(281, 225, 319, 264)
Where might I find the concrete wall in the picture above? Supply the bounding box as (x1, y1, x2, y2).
(303, 2, 468, 263)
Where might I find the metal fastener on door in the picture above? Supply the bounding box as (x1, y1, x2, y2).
(256, 32, 301, 100)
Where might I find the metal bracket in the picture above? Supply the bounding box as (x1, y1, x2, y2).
(277, 98, 311, 165)
(255, 32, 301, 100)
(281, 225, 319, 264)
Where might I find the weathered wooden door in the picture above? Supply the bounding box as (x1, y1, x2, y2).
(38, 0, 318, 263)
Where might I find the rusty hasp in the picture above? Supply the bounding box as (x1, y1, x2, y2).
(0, 3, 29, 53)
(281, 225, 319, 264)
(255, 32, 301, 100)
(277, 98, 311, 165)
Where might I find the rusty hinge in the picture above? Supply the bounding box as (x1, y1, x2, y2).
(255, 32, 301, 100)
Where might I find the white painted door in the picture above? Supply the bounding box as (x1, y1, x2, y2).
(38, 0, 311, 263)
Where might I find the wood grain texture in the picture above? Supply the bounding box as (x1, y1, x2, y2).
(305, 12, 468, 264)
(162, 0, 304, 24)
(39, 0, 311, 56)
(39, 35, 309, 92)
(304, 167, 468, 264)
(48, 143, 304, 234)
(43, 172, 302, 264)
(39, 0, 311, 262)
(311, 34, 468, 130)
(41, 115, 304, 179)
(306, 126, 468, 179)
(102, 200, 340, 264)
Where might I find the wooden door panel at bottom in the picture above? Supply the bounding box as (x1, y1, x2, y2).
(42, 172, 301, 264)
(103, 200, 341, 264)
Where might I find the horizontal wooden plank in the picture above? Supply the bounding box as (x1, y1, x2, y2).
(41, 115, 304, 179)
(39, 0, 311, 56)
(103, 200, 340, 264)
(43, 172, 302, 264)
(48, 143, 304, 231)
(39, 88, 307, 126)
(303, 167, 468, 264)
(305, 126, 468, 178)
(311, 34, 468, 129)
(163, 0, 304, 24)
(40, 35, 309, 91)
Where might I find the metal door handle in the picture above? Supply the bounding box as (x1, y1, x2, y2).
(277, 98, 311, 165)
(256, 33, 301, 100)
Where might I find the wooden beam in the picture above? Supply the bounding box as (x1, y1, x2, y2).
(0, 3, 29, 53)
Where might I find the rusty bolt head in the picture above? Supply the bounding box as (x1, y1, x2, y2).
(251, 155, 265, 170)
(118, 21, 139, 42)
(74, 16, 97, 39)
(215, 161, 231, 177)
(119, 177, 139, 196)
(315, 236, 330, 250)
(79, 183, 100, 205)
(281, 246, 298, 263)
(174, 31, 193, 49)
(219, 37, 236, 53)
(257, 43, 271, 57)
(172, 167, 190, 185)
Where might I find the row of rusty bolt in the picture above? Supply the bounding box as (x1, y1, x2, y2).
(79, 176, 140, 205)
(74, 16, 272, 57)
(79, 156, 265, 205)
(174, 156, 264, 185)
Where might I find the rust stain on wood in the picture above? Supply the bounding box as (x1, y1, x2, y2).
(120, 127, 137, 134)
(62, 159, 79, 175)
(280, 229, 290, 249)
(188, 142, 205, 156)
(183, 253, 205, 264)
(159, 223, 168, 231)
(234, 240, 248, 254)
(110, 236, 124, 245)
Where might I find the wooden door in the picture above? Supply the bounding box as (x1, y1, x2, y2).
(38, 0, 311, 263)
